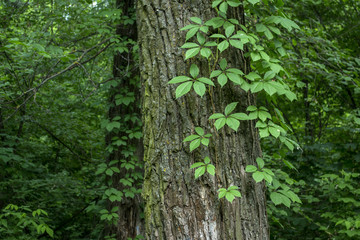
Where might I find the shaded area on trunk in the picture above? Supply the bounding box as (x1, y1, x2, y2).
(105, 0, 144, 239)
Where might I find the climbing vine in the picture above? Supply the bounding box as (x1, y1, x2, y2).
(170, 0, 301, 206)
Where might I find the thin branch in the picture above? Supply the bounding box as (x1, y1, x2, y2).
(1, 40, 113, 123)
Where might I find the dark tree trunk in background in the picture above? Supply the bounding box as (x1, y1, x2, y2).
(303, 79, 314, 142)
(106, 0, 144, 239)
(137, 1, 269, 239)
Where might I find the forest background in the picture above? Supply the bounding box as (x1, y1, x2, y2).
(0, 0, 359, 239)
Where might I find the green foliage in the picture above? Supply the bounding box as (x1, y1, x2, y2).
(260, 0, 360, 239)
(0, 0, 131, 238)
(246, 157, 274, 184)
(209, 102, 249, 131)
(191, 157, 216, 179)
(0, 204, 53, 239)
(172, 0, 300, 205)
(184, 127, 212, 151)
(169, 64, 214, 98)
(218, 186, 242, 203)
(1, 0, 359, 238)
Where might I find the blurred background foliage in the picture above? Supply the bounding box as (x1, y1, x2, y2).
(262, 0, 360, 239)
(0, 0, 359, 239)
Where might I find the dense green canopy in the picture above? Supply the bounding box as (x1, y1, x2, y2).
(0, 0, 359, 239)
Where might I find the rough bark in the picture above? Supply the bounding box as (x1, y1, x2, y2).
(137, 1, 269, 239)
(105, 0, 144, 239)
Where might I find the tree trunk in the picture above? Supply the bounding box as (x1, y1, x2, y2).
(137, 1, 269, 239)
(106, 0, 144, 239)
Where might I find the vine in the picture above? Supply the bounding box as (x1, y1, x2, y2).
(169, 0, 301, 207)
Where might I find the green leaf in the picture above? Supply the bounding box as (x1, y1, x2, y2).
(184, 135, 200, 142)
(218, 74, 228, 87)
(226, 118, 240, 131)
(270, 63, 283, 73)
(218, 189, 227, 199)
(210, 34, 226, 39)
(193, 82, 206, 97)
(214, 118, 226, 130)
(111, 167, 120, 173)
(269, 126, 281, 138)
(279, 194, 291, 207)
(207, 164, 215, 176)
(175, 82, 193, 98)
(191, 162, 205, 169)
(201, 138, 210, 146)
(200, 48, 212, 58)
(263, 173, 273, 184)
(186, 27, 199, 40)
(285, 91, 297, 101)
(230, 113, 249, 120)
(246, 165, 257, 173)
(190, 17, 202, 24)
(270, 192, 283, 205)
(185, 47, 200, 60)
(225, 192, 235, 202)
(228, 0, 241, 7)
(219, 58, 227, 70)
(218, 40, 229, 52)
(227, 68, 244, 75)
(225, 25, 235, 38)
(190, 64, 199, 78)
(204, 41, 217, 47)
(206, 17, 225, 28)
(264, 29, 273, 39)
(212, 0, 222, 8)
(180, 24, 197, 31)
(263, 82, 278, 96)
(263, 70, 275, 80)
(225, 102, 238, 115)
(195, 127, 204, 136)
(168, 76, 191, 84)
(106, 122, 120, 132)
(256, 157, 265, 168)
(181, 42, 199, 48)
(209, 113, 225, 119)
(198, 77, 215, 86)
(286, 190, 301, 203)
(252, 171, 264, 182)
(249, 112, 258, 120)
(260, 51, 270, 62)
(45, 227, 54, 237)
(247, 0, 260, 4)
(259, 128, 270, 138)
(263, 168, 275, 176)
(229, 39, 244, 50)
(279, 17, 300, 31)
(229, 189, 242, 197)
(251, 81, 264, 93)
(256, 24, 267, 32)
(245, 72, 261, 81)
(190, 138, 201, 151)
(268, 26, 281, 35)
(227, 73, 243, 85)
(258, 110, 271, 122)
(106, 168, 113, 176)
(250, 52, 261, 61)
(195, 166, 206, 178)
(247, 106, 257, 111)
(219, 2, 228, 13)
(210, 70, 222, 78)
